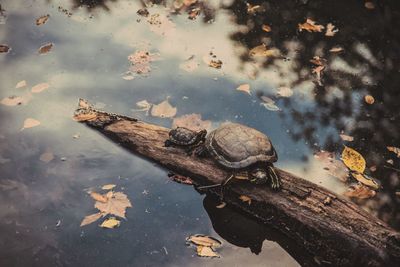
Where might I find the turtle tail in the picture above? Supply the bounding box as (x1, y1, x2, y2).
(267, 166, 280, 190)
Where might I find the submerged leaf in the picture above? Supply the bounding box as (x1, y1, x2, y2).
(100, 217, 120, 229)
(344, 184, 376, 199)
(341, 146, 366, 173)
(151, 99, 177, 118)
(80, 212, 102, 227)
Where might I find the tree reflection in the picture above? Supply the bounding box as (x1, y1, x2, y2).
(222, 0, 400, 229)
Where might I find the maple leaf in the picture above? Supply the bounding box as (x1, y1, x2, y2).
(95, 192, 132, 218)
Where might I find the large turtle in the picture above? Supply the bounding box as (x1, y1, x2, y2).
(165, 123, 280, 189)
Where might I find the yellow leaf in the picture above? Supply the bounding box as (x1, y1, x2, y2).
(344, 184, 376, 199)
(236, 84, 251, 95)
(90, 192, 108, 203)
(80, 212, 102, 227)
(187, 235, 222, 248)
(31, 83, 50, 93)
(239, 195, 252, 205)
(100, 217, 120, 229)
(351, 173, 379, 189)
(22, 118, 41, 130)
(196, 246, 220, 258)
(387, 146, 400, 158)
(102, 184, 116, 190)
(341, 146, 366, 173)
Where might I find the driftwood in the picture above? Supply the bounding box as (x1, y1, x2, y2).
(75, 100, 400, 266)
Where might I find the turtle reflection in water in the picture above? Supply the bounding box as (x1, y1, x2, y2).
(165, 122, 280, 189)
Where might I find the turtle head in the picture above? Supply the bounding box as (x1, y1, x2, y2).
(196, 129, 207, 142)
(249, 168, 269, 185)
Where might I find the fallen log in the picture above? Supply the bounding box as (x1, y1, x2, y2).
(74, 99, 400, 266)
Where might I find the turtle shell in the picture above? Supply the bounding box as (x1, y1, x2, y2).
(205, 123, 277, 169)
(169, 127, 199, 145)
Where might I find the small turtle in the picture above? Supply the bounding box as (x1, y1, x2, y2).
(166, 123, 280, 189)
(165, 127, 207, 152)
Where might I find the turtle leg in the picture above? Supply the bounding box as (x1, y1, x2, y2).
(194, 144, 208, 157)
(164, 139, 172, 147)
(267, 166, 280, 190)
(219, 173, 236, 201)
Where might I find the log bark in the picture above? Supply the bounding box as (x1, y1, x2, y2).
(75, 100, 400, 266)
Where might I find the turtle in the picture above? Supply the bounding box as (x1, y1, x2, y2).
(164, 127, 207, 153)
(165, 123, 280, 189)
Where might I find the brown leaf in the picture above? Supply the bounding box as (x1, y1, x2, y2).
(95, 192, 132, 218)
(36, 15, 50, 25)
(150, 99, 177, 118)
(172, 113, 211, 132)
(344, 184, 376, 199)
(90, 192, 108, 203)
(169, 174, 194, 185)
(31, 83, 50, 93)
(128, 50, 157, 74)
(0, 44, 10, 53)
(208, 59, 223, 69)
(38, 43, 53, 54)
(298, 18, 325, 32)
(80, 212, 102, 226)
(314, 150, 349, 182)
(387, 146, 400, 158)
(187, 235, 222, 248)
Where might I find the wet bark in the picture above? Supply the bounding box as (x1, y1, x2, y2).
(75, 101, 400, 266)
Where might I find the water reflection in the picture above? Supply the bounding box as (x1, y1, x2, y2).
(0, 0, 399, 266)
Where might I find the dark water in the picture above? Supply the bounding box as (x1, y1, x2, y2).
(0, 0, 399, 266)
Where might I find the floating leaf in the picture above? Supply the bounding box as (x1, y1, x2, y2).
(364, 95, 375, 104)
(236, 84, 251, 95)
(1, 96, 24, 106)
(325, 23, 339, 36)
(298, 18, 325, 32)
(22, 118, 41, 130)
(0, 44, 10, 53)
(246, 3, 262, 15)
(136, 8, 149, 17)
(151, 99, 177, 118)
(187, 235, 222, 248)
(80, 212, 102, 227)
(95, 191, 132, 218)
(329, 46, 344, 53)
(128, 50, 156, 75)
(38, 43, 53, 54)
(196, 246, 220, 258)
(100, 217, 120, 229)
(39, 152, 54, 163)
(341, 146, 366, 173)
(339, 134, 354, 142)
(172, 113, 212, 132)
(276, 87, 293, 98)
(36, 14, 50, 25)
(102, 184, 116, 190)
(15, 80, 27, 88)
(260, 96, 280, 111)
(239, 195, 252, 205)
(344, 184, 376, 199)
(387, 146, 400, 158)
(262, 24, 271, 32)
(351, 173, 379, 189)
(90, 192, 108, 203)
(31, 82, 50, 93)
(249, 44, 279, 57)
(312, 65, 325, 86)
(216, 202, 226, 209)
(208, 59, 223, 69)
